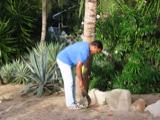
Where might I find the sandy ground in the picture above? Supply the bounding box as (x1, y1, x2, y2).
(0, 85, 160, 120)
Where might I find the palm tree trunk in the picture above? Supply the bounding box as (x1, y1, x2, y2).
(40, 0, 47, 44)
(82, 0, 97, 42)
(76, 0, 97, 106)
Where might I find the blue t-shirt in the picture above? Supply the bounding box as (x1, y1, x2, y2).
(57, 41, 90, 67)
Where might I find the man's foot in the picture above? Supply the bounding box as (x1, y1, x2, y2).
(68, 103, 86, 110)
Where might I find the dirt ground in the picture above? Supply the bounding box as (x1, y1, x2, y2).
(0, 85, 160, 120)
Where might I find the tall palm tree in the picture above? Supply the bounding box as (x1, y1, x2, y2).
(40, 0, 48, 43)
(82, 0, 97, 42)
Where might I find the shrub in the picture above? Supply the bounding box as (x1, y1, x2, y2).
(113, 51, 160, 93)
(89, 53, 115, 91)
(93, 0, 160, 93)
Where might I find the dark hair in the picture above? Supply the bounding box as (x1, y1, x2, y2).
(91, 40, 103, 50)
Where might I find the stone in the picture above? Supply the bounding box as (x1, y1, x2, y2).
(130, 98, 146, 112)
(106, 89, 132, 111)
(0, 93, 13, 101)
(88, 88, 132, 111)
(88, 88, 107, 105)
(145, 100, 160, 117)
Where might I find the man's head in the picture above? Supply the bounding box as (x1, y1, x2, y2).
(90, 40, 103, 55)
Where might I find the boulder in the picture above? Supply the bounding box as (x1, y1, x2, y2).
(88, 88, 107, 105)
(145, 100, 160, 117)
(130, 98, 146, 112)
(106, 89, 132, 111)
(88, 88, 132, 111)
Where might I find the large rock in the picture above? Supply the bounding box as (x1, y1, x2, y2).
(88, 88, 132, 111)
(106, 89, 132, 111)
(145, 100, 160, 117)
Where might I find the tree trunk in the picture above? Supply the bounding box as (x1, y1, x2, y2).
(76, 0, 97, 106)
(40, 0, 47, 44)
(82, 0, 97, 42)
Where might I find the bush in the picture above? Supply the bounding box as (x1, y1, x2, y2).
(89, 53, 115, 91)
(92, 0, 160, 93)
(113, 51, 160, 93)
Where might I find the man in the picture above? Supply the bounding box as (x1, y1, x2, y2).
(56, 40, 103, 110)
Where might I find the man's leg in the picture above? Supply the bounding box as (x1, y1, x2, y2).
(56, 59, 75, 107)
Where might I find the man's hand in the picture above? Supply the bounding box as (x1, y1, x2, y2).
(81, 87, 87, 97)
(80, 88, 91, 106)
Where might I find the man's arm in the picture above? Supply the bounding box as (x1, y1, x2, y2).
(76, 55, 91, 91)
(76, 61, 85, 90)
(85, 55, 92, 80)
(76, 59, 92, 106)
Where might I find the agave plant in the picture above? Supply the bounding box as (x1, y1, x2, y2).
(0, 62, 14, 84)
(22, 42, 65, 96)
(12, 60, 31, 84)
(0, 60, 31, 84)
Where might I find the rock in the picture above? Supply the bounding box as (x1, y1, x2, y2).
(106, 89, 132, 111)
(145, 100, 160, 117)
(88, 88, 132, 111)
(132, 94, 160, 105)
(130, 98, 146, 112)
(88, 89, 107, 105)
(0, 93, 14, 101)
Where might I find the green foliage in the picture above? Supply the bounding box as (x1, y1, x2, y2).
(79, 0, 85, 17)
(22, 43, 65, 97)
(0, 0, 41, 65)
(47, 43, 65, 67)
(12, 60, 31, 84)
(0, 19, 15, 64)
(0, 63, 14, 84)
(0, 60, 30, 84)
(89, 53, 116, 91)
(136, 0, 160, 21)
(0, 0, 82, 65)
(97, 1, 157, 52)
(49, 0, 82, 34)
(113, 51, 160, 93)
(58, 0, 66, 8)
(98, 0, 119, 15)
(91, 0, 160, 93)
(5, 0, 35, 54)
